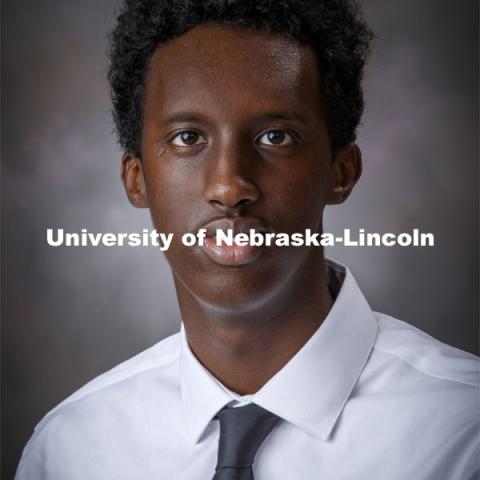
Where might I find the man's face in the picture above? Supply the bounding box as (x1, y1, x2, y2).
(122, 24, 360, 312)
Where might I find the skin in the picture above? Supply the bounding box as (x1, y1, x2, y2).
(121, 24, 361, 395)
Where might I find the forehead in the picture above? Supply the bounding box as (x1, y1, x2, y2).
(144, 24, 323, 122)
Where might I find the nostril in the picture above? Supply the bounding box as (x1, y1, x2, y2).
(208, 197, 253, 211)
(205, 178, 260, 210)
(236, 198, 253, 207)
(208, 199, 224, 208)
(209, 195, 256, 209)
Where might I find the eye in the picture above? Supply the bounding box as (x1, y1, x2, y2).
(257, 130, 294, 147)
(171, 130, 206, 147)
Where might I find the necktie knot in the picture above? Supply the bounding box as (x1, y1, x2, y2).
(213, 403, 280, 479)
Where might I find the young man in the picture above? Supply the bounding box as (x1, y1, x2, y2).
(15, 1, 479, 479)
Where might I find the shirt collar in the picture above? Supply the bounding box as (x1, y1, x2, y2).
(180, 259, 378, 443)
(179, 326, 234, 443)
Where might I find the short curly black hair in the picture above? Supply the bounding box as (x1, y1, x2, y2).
(108, 0, 373, 158)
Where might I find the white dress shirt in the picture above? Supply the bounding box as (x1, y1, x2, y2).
(15, 260, 479, 480)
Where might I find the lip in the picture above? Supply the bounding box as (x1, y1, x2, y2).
(198, 217, 271, 267)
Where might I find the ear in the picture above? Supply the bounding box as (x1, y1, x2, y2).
(121, 152, 148, 208)
(326, 143, 362, 205)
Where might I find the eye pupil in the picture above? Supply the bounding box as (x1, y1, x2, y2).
(181, 131, 198, 145)
(267, 130, 285, 144)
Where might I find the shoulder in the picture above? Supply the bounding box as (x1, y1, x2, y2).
(356, 314, 479, 477)
(364, 312, 479, 433)
(42, 330, 181, 423)
(372, 312, 479, 388)
(15, 332, 182, 479)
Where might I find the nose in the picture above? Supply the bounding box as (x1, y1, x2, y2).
(203, 140, 260, 211)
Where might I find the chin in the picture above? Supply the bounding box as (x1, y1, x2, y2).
(170, 244, 314, 315)
(177, 260, 292, 315)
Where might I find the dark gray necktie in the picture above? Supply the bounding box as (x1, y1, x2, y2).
(212, 403, 280, 480)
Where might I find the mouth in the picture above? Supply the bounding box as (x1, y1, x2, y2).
(198, 217, 271, 267)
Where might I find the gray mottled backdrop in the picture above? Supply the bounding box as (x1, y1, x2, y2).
(2, 1, 478, 478)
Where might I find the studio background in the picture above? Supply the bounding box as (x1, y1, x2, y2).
(2, 1, 478, 478)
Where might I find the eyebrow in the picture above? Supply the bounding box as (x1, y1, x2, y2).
(258, 112, 309, 125)
(161, 112, 208, 125)
(161, 111, 309, 127)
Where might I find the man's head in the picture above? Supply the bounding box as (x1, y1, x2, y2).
(109, 0, 372, 159)
(109, 1, 372, 313)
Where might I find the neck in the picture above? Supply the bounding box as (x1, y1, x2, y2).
(175, 251, 332, 395)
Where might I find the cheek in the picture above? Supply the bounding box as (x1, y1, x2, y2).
(263, 156, 331, 232)
(142, 163, 203, 274)
(142, 160, 201, 234)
